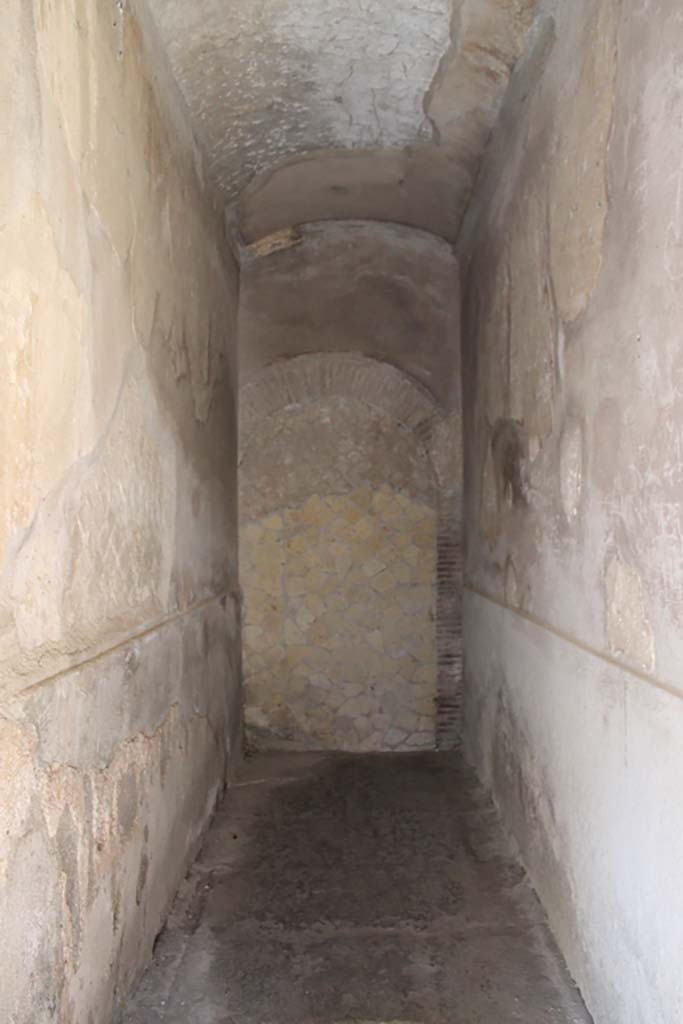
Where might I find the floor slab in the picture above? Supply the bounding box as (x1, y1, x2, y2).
(122, 752, 591, 1024)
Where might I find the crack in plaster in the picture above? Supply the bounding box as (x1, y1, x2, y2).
(147, 0, 452, 202)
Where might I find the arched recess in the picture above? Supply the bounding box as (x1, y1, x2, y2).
(239, 353, 462, 751)
(238, 219, 461, 407)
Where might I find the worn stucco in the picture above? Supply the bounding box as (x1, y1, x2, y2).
(459, 2, 683, 1022)
(146, 0, 538, 241)
(1, 1, 240, 1020)
(145, 0, 451, 199)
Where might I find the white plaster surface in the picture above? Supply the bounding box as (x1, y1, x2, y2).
(147, 0, 451, 200)
(146, 0, 538, 239)
(459, 1, 683, 1021)
(464, 592, 683, 1024)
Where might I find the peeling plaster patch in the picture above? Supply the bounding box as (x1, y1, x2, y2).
(243, 227, 303, 262)
(426, 0, 538, 147)
(549, 0, 619, 323)
(2, 601, 237, 1024)
(147, 0, 451, 201)
(605, 554, 655, 673)
(559, 419, 583, 521)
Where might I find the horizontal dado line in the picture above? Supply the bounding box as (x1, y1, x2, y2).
(466, 585, 683, 706)
(12, 589, 238, 701)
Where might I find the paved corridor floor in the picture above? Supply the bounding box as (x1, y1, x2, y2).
(123, 752, 591, 1024)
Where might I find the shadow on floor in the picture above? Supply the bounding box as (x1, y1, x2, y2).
(122, 751, 591, 1024)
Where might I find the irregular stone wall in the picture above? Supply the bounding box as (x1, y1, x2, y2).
(241, 393, 436, 751)
(459, 2, 683, 1022)
(1, 2, 239, 1020)
(240, 354, 462, 751)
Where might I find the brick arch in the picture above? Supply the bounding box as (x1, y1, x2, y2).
(239, 352, 462, 749)
(239, 353, 438, 456)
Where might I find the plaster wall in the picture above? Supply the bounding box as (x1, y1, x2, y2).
(459, 2, 683, 1021)
(239, 221, 461, 407)
(1, 2, 239, 1020)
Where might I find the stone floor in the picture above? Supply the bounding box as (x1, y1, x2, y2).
(122, 751, 591, 1024)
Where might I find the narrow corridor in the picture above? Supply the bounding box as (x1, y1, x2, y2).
(124, 753, 589, 1024)
(8, 3, 683, 1021)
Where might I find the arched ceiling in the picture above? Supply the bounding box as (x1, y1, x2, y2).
(239, 221, 461, 405)
(146, 0, 539, 242)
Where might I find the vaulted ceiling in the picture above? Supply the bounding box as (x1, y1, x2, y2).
(147, 0, 538, 240)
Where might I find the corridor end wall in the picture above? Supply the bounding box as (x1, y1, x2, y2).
(460, 2, 683, 1022)
(238, 223, 463, 751)
(240, 355, 440, 751)
(1, 2, 240, 1020)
